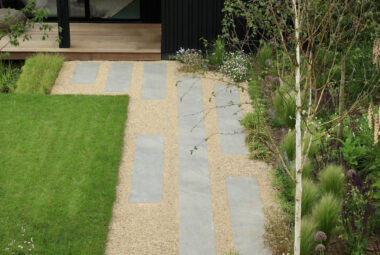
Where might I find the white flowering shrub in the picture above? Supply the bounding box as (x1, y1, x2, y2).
(220, 51, 250, 82)
(172, 48, 205, 72)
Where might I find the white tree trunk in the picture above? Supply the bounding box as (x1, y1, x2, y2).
(292, 0, 303, 254)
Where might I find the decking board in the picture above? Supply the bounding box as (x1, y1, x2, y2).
(1, 23, 161, 60)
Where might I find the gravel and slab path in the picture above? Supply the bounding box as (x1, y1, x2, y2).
(52, 61, 275, 255)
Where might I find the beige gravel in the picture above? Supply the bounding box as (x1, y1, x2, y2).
(51, 61, 276, 255)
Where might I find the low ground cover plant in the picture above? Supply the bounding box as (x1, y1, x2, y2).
(15, 54, 64, 94)
(0, 94, 129, 254)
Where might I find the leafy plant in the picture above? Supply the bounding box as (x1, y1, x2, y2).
(15, 54, 64, 94)
(339, 169, 377, 254)
(318, 164, 344, 199)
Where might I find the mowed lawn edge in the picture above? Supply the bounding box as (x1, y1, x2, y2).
(0, 94, 129, 254)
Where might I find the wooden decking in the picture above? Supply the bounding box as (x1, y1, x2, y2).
(0, 23, 161, 60)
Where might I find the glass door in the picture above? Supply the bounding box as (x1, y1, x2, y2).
(88, 0, 141, 20)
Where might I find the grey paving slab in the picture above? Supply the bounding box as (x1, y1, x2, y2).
(105, 62, 133, 92)
(129, 135, 164, 203)
(142, 63, 167, 99)
(214, 85, 249, 155)
(177, 77, 216, 255)
(71, 62, 99, 84)
(226, 177, 272, 255)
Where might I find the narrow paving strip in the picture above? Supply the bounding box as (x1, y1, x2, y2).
(51, 61, 276, 255)
(142, 63, 167, 99)
(177, 77, 216, 255)
(227, 177, 271, 255)
(71, 62, 99, 84)
(129, 134, 165, 203)
(105, 62, 133, 92)
(214, 84, 249, 155)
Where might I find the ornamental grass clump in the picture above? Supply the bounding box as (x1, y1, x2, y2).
(318, 164, 344, 198)
(302, 179, 319, 217)
(273, 88, 296, 129)
(300, 217, 316, 255)
(311, 193, 342, 244)
(15, 54, 64, 94)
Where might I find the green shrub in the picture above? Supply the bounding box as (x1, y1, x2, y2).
(301, 217, 316, 255)
(319, 164, 344, 198)
(15, 54, 64, 94)
(0, 61, 21, 93)
(209, 38, 226, 68)
(312, 193, 342, 244)
(273, 89, 296, 129)
(302, 179, 319, 217)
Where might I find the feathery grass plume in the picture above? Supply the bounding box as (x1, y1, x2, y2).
(273, 89, 296, 129)
(280, 130, 319, 162)
(280, 130, 296, 161)
(302, 160, 314, 179)
(368, 104, 373, 129)
(318, 164, 344, 198)
(300, 217, 316, 255)
(302, 179, 319, 217)
(311, 193, 342, 244)
(256, 43, 274, 68)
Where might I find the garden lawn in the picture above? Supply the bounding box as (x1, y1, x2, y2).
(0, 94, 129, 254)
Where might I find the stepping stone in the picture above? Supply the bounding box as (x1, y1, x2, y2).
(105, 63, 133, 92)
(177, 77, 216, 255)
(129, 135, 164, 203)
(214, 85, 249, 155)
(71, 62, 99, 84)
(226, 177, 271, 255)
(142, 63, 167, 99)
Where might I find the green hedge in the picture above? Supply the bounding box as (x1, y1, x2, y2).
(15, 54, 64, 94)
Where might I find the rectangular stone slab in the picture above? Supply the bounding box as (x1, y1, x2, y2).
(226, 177, 271, 255)
(71, 62, 99, 84)
(214, 84, 248, 155)
(142, 63, 167, 99)
(177, 77, 216, 255)
(105, 62, 133, 92)
(129, 135, 164, 203)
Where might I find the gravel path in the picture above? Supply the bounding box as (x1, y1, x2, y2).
(51, 61, 276, 255)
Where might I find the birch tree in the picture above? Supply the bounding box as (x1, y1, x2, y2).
(291, 0, 302, 253)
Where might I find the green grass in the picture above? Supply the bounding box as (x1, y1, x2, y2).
(15, 54, 64, 94)
(0, 94, 129, 254)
